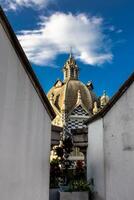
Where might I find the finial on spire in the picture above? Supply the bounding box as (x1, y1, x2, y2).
(100, 90, 109, 108)
(93, 102, 99, 115)
(76, 90, 82, 105)
(86, 81, 94, 90)
(50, 93, 54, 104)
(103, 90, 106, 96)
(69, 46, 73, 59)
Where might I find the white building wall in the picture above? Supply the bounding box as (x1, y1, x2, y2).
(103, 82, 134, 200)
(87, 81, 134, 200)
(87, 119, 105, 200)
(0, 23, 51, 200)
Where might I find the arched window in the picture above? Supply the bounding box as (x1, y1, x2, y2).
(70, 67, 74, 78)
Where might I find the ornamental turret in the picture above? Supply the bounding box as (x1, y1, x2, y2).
(47, 53, 104, 128)
(63, 52, 79, 81)
(100, 90, 109, 108)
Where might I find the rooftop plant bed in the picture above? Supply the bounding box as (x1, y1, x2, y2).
(50, 129, 95, 200)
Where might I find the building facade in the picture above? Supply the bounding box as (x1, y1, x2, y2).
(48, 53, 109, 160)
(0, 7, 55, 200)
(48, 53, 109, 130)
(86, 72, 134, 200)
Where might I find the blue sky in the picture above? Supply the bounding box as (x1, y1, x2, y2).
(0, 0, 134, 97)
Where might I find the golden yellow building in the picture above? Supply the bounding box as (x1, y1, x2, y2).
(48, 53, 109, 161)
(48, 53, 109, 130)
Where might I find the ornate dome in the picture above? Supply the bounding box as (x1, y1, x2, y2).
(47, 79, 97, 114)
(47, 53, 98, 122)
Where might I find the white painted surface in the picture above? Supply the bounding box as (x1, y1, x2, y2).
(104, 82, 134, 200)
(60, 192, 89, 200)
(0, 23, 51, 200)
(87, 81, 134, 200)
(87, 119, 105, 200)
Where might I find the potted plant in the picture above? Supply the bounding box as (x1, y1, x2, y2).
(50, 129, 95, 200)
(59, 179, 94, 200)
(59, 159, 94, 200)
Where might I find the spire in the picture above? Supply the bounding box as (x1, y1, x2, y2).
(76, 90, 82, 105)
(100, 90, 109, 108)
(69, 46, 73, 59)
(63, 51, 79, 82)
(75, 90, 89, 114)
(93, 102, 99, 115)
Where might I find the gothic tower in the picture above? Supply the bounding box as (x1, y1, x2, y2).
(47, 53, 107, 130)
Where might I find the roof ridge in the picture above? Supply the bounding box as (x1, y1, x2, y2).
(63, 79, 70, 111)
(85, 72, 134, 125)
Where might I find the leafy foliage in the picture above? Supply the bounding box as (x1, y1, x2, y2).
(63, 136, 73, 154)
(67, 179, 93, 192)
(55, 147, 64, 158)
(75, 160, 86, 180)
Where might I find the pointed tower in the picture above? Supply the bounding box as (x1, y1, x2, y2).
(47, 53, 99, 128)
(63, 52, 79, 82)
(100, 90, 109, 108)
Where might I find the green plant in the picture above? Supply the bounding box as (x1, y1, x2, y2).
(67, 179, 92, 192)
(60, 178, 95, 199)
(75, 160, 86, 180)
(55, 146, 64, 158)
(63, 136, 73, 155)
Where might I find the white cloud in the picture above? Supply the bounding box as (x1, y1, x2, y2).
(109, 25, 115, 32)
(0, 0, 49, 10)
(109, 25, 123, 34)
(116, 29, 123, 34)
(17, 12, 113, 66)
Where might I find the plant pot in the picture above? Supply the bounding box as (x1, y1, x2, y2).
(59, 191, 89, 200)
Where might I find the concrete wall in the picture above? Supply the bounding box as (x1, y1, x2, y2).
(87, 119, 105, 200)
(0, 23, 51, 200)
(104, 82, 134, 200)
(87, 81, 134, 200)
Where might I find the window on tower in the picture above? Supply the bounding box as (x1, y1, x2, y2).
(70, 67, 74, 78)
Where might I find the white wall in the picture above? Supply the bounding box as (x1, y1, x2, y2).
(104, 82, 134, 200)
(87, 81, 134, 200)
(87, 119, 105, 200)
(0, 23, 51, 200)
